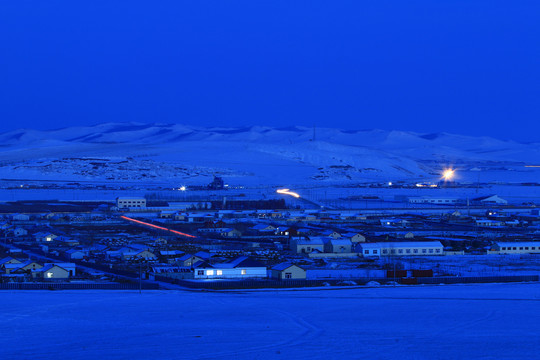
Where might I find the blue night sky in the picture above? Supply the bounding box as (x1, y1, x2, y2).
(0, 1, 539, 142)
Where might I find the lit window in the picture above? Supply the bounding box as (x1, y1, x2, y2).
(241, 269, 246, 275)
(46, 272, 53, 278)
(206, 270, 214, 276)
(216, 270, 223, 276)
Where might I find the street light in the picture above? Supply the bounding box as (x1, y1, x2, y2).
(442, 168, 455, 181)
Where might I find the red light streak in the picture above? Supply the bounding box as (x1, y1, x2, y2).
(120, 216, 197, 238)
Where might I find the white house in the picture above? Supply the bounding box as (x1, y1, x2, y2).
(270, 263, 306, 280)
(476, 219, 503, 227)
(409, 197, 459, 205)
(358, 241, 444, 257)
(290, 238, 325, 254)
(116, 197, 147, 209)
(473, 195, 508, 205)
(491, 242, 540, 254)
(324, 238, 353, 253)
(193, 257, 267, 279)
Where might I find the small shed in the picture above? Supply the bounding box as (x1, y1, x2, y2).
(270, 263, 306, 280)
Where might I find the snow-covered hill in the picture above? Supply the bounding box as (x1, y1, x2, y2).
(0, 123, 537, 185)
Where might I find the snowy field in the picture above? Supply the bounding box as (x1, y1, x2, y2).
(1, 283, 540, 359)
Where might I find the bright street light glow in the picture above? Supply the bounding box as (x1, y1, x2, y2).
(442, 168, 455, 181)
(276, 188, 300, 198)
(179, 186, 186, 191)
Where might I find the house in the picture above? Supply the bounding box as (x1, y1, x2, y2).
(65, 249, 88, 260)
(270, 263, 306, 280)
(220, 228, 242, 238)
(5, 261, 43, 275)
(159, 250, 185, 263)
(250, 224, 276, 233)
(380, 218, 410, 228)
(55, 237, 80, 247)
(13, 228, 28, 237)
(475, 219, 503, 227)
(491, 242, 540, 254)
(34, 232, 58, 243)
(409, 197, 459, 205)
(193, 257, 267, 279)
(177, 254, 204, 267)
(122, 249, 157, 261)
(358, 241, 444, 257)
(290, 238, 325, 254)
(320, 230, 341, 239)
(0, 257, 22, 269)
(159, 211, 176, 219)
(473, 195, 508, 205)
(342, 232, 366, 243)
(33, 264, 71, 279)
(324, 239, 353, 253)
(116, 197, 146, 209)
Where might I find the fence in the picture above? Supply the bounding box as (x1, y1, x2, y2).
(154, 274, 392, 289)
(0, 282, 159, 290)
(417, 275, 539, 285)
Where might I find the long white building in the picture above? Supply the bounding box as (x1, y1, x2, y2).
(359, 241, 444, 257)
(491, 242, 540, 255)
(116, 197, 146, 209)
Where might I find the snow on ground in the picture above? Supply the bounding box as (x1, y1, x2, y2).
(0, 123, 538, 187)
(1, 283, 540, 359)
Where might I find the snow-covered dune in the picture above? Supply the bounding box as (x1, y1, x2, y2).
(0, 123, 537, 185)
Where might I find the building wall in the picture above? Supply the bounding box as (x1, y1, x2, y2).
(494, 244, 540, 254)
(194, 267, 267, 279)
(117, 197, 147, 208)
(277, 266, 306, 280)
(361, 245, 444, 257)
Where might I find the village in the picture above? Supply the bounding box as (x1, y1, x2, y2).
(0, 188, 538, 290)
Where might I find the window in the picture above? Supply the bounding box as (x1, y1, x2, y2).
(285, 273, 292, 279)
(216, 270, 223, 276)
(501, 247, 506, 250)
(382, 250, 388, 254)
(429, 249, 434, 253)
(525, 247, 529, 250)
(532, 247, 536, 250)
(513, 247, 517, 250)
(241, 269, 247, 275)
(436, 249, 440, 253)
(414, 249, 418, 253)
(422, 249, 427, 253)
(206, 270, 214, 276)
(406, 249, 411, 254)
(373, 250, 378, 254)
(519, 247, 523, 250)
(197, 270, 204, 275)
(398, 249, 403, 254)
(391, 250, 396, 254)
